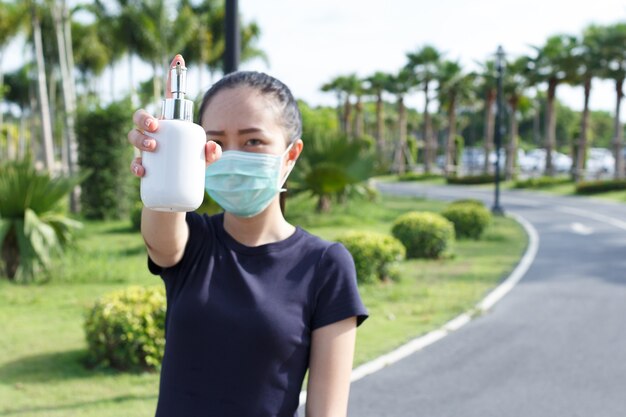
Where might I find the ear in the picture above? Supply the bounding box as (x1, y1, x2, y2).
(287, 139, 304, 164)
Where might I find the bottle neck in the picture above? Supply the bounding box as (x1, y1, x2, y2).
(161, 98, 194, 121)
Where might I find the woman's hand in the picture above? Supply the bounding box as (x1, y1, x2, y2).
(127, 54, 222, 178)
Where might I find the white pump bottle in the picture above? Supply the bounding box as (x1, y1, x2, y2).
(140, 61, 206, 212)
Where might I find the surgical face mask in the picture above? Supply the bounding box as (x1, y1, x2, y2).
(205, 145, 295, 218)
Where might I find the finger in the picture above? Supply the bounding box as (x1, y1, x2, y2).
(205, 141, 222, 166)
(128, 128, 157, 152)
(130, 157, 145, 177)
(133, 108, 158, 132)
(166, 54, 185, 99)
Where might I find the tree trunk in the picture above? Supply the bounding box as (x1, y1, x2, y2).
(393, 96, 407, 174)
(483, 89, 496, 174)
(32, 4, 55, 172)
(423, 81, 435, 173)
(1, 229, 19, 280)
(445, 98, 457, 176)
(343, 96, 352, 138)
(354, 95, 364, 138)
(53, 0, 80, 212)
(544, 80, 557, 176)
(613, 78, 625, 179)
(152, 62, 161, 107)
(375, 93, 384, 156)
(316, 194, 331, 213)
(575, 77, 591, 182)
(505, 97, 519, 180)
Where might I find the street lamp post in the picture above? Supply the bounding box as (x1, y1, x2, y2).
(224, 0, 240, 74)
(492, 45, 505, 216)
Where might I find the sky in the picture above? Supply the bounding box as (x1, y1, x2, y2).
(235, 0, 626, 114)
(4, 0, 626, 116)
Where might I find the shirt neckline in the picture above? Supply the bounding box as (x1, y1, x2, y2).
(213, 213, 305, 255)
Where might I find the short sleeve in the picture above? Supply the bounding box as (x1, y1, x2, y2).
(147, 211, 211, 278)
(311, 243, 368, 330)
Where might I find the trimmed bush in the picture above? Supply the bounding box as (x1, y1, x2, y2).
(84, 286, 166, 371)
(397, 172, 442, 182)
(337, 231, 405, 284)
(442, 203, 491, 240)
(575, 179, 626, 195)
(76, 100, 135, 220)
(514, 176, 571, 189)
(449, 198, 486, 208)
(391, 212, 454, 259)
(446, 174, 494, 185)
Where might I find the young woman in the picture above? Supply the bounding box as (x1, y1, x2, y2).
(128, 55, 368, 417)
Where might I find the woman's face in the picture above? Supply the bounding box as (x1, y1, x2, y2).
(201, 86, 290, 155)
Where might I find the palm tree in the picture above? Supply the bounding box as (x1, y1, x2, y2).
(0, 159, 83, 281)
(569, 27, 604, 181)
(364, 71, 389, 156)
(50, 0, 81, 212)
(503, 56, 530, 180)
(28, 0, 55, 172)
(386, 69, 413, 174)
(528, 34, 578, 176)
(80, 0, 127, 101)
(475, 59, 497, 174)
(344, 75, 365, 139)
(405, 45, 441, 173)
(437, 60, 475, 176)
(320, 76, 349, 133)
(597, 23, 626, 179)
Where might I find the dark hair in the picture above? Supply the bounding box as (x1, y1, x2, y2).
(198, 71, 302, 143)
(199, 71, 302, 215)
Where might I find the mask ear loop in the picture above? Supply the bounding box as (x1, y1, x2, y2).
(279, 143, 296, 191)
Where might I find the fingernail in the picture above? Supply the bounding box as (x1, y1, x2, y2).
(143, 139, 151, 148)
(133, 165, 139, 175)
(145, 118, 154, 129)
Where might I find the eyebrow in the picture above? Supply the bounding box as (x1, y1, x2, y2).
(205, 128, 264, 136)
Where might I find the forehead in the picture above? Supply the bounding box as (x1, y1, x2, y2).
(201, 86, 282, 130)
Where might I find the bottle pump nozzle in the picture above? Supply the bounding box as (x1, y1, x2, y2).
(161, 61, 194, 121)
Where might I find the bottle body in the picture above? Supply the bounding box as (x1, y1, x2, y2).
(141, 120, 206, 212)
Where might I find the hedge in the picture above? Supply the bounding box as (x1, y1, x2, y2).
(391, 211, 455, 259)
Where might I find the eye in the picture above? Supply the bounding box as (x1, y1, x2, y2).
(208, 139, 223, 148)
(245, 138, 263, 147)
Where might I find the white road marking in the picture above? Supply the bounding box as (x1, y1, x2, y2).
(556, 206, 626, 232)
(571, 222, 593, 235)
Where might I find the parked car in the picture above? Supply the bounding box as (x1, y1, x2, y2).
(586, 148, 615, 176)
(519, 149, 572, 173)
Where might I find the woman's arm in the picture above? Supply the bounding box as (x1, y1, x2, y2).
(306, 316, 357, 417)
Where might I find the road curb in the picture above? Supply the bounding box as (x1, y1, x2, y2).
(299, 212, 539, 407)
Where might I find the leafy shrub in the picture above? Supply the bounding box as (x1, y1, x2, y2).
(449, 198, 486, 208)
(0, 159, 83, 281)
(397, 172, 442, 182)
(575, 179, 626, 195)
(442, 203, 491, 240)
(391, 212, 454, 259)
(446, 174, 494, 185)
(337, 231, 405, 284)
(290, 130, 377, 212)
(76, 100, 135, 220)
(514, 176, 571, 189)
(84, 286, 166, 371)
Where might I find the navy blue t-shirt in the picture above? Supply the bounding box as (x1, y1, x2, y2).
(148, 212, 368, 417)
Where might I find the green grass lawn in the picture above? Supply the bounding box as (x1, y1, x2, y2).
(0, 194, 527, 417)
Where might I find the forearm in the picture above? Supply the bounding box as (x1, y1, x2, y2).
(141, 208, 188, 267)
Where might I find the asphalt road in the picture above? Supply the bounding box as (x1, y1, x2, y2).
(347, 183, 626, 417)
